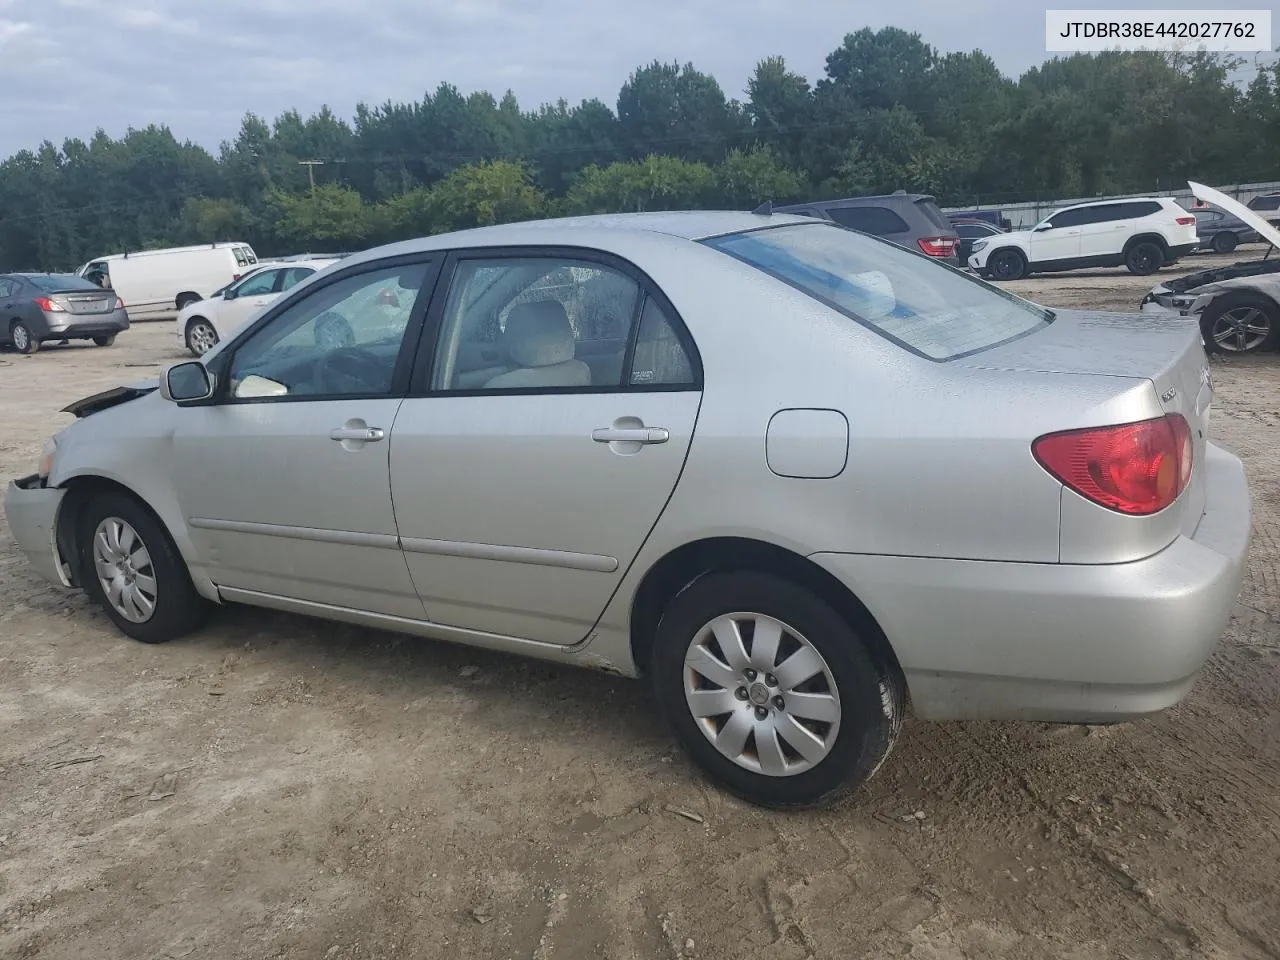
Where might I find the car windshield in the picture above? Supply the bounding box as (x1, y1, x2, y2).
(704, 222, 1052, 361)
(28, 274, 102, 292)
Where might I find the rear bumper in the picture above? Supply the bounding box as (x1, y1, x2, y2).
(1167, 242, 1198, 259)
(811, 442, 1251, 722)
(4, 476, 71, 588)
(43, 310, 130, 338)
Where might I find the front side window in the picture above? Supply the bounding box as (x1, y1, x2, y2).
(232, 269, 279, 298)
(432, 257, 648, 391)
(227, 262, 429, 400)
(1046, 208, 1091, 228)
(704, 222, 1051, 361)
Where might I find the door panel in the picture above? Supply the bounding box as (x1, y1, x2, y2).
(390, 392, 699, 643)
(173, 399, 422, 617)
(1028, 216, 1080, 263)
(171, 258, 436, 617)
(1075, 206, 1126, 258)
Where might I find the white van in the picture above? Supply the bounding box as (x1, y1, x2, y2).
(77, 242, 259, 321)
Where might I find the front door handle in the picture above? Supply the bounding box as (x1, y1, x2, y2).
(330, 426, 385, 442)
(592, 426, 669, 444)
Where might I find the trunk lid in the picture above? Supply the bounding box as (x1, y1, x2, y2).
(955, 308, 1211, 539)
(50, 289, 118, 315)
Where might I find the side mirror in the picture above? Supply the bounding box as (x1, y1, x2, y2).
(1034, 223, 1053, 232)
(223, 287, 236, 300)
(160, 361, 215, 404)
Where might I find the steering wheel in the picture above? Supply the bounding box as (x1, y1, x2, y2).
(314, 346, 388, 394)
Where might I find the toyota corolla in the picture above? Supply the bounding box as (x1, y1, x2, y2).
(5, 211, 1251, 808)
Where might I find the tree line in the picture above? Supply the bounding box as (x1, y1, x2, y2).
(1, 27, 1277, 271)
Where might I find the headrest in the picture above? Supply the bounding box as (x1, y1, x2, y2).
(503, 301, 575, 367)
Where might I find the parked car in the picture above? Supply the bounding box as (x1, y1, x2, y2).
(77, 242, 259, 321)
(773, 192, 961, 266)
(177, 258, 339, 356)
(968, 197, 1198, 280)
(0, 273, 129, 354)
(950, 219, 1006, 265)
(1142, 182, 1280, 354)
(6, 211, 1250, 808)
(1190, 209, 1260, 254)
(948, 209, 1013, 230)
(1246, 192, 1280, 226)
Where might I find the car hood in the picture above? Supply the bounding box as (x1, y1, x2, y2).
(62, 379, 159, 419)
(1157, 254, 1280, 294)
(1190, 181, 1280, 247)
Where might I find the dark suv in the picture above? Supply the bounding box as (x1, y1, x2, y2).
(774, 192, 961, 266)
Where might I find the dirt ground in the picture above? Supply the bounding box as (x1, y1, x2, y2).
(1, 253, 1277, 960)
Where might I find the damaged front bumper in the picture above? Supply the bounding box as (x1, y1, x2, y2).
(4, 475, 71, 588)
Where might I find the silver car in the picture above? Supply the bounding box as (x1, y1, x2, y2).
(4, 212, 1251, 808)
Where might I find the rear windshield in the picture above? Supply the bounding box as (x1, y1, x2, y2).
(914, 197, 956, 233)
(703, 222, 1052, 361)
(29, 274, 101, 292)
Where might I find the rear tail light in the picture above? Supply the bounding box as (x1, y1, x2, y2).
(1176, 216, 1196, 226)
(114, 297, 126, 310)
(1032, 414, 1193, 516)
(33, 296, 65, 312)
(917, 236, 958, 257)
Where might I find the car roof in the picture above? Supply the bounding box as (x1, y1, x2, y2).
(1053, 196, 1166, 214)
(341, 211, 815, 263)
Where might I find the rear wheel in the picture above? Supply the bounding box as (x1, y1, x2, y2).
(986, 249, 1027, 281)
(185, 318, 218, 356)
(1125, 241, 1164, 275)
(78, 491, 209, 643)
(92, 334, 116, 347)
(651, 571, 904, 808)
(1200, 293, 1278, 355)
(9, 320, 38, 354)
(1212, 232, 1238, 254)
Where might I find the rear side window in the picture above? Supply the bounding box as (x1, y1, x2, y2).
(281, 267, 314, 290)
(704, 222, 1051, 361)
(828, 206, 910, 236)
(1116, 201, 1162, 219)
(1249, 195, 1280, 211)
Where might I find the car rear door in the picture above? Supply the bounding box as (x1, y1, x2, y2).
(1075, 202, 1139, 258)
(389, 249, 703, 645)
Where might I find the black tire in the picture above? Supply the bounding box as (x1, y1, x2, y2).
(92, 334, 116, 347)
(10, 320, 39, 354)
(651, 571, 904, 809)
(986, 249, 1027, 281)
(1212, 232, 1238, 254)
(1199, 293, 1279, 355)
(77, 491, 210, 644)
(1125, 240, 1164, 275)
(175, 292, 202, 311)
(184, 318, 218, 357)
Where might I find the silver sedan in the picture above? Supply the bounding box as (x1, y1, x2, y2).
(4, 212, 1251, 808)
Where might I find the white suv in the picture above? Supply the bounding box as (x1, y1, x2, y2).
(969, 198, 1198, 281)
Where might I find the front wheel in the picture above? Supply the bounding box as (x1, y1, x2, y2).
(92, 334, 116, 347)
(651, 572, 904, 809)
(1200, 293, 1278, 354)
(1125, 241, 1164, 275)
(78, 492, 210, 643)
(986, 250, 1027, 281)
(185, 318, 218, 357)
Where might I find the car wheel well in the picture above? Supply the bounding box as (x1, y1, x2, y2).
(185, 315, 210, 331)
(988, 246, 1027, 262)
(55, 476, 166, 587)
(629, 536, 904, 685)
(176, 292, 201, 309)
(1124, 233, 1168, 253)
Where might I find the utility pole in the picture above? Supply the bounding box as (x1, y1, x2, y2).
(298, 159, 324, 194)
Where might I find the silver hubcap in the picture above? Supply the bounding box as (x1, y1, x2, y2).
(12, 325, 28, 350)
(1213, 307, 1270, 352)
(92, 517, 157, 623)
(683, 613, 841, 777)
(189, 323, 217, 355)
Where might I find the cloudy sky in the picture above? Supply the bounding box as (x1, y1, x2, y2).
(0, 0, 1270, 157)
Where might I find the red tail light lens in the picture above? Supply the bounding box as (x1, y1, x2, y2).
(917, 236, 958, 257)
(33, 296, 65, 312)
(1175, 216, 1196, 226)
(1032, 414, 1193, 516)
(114, 297, 126, 310)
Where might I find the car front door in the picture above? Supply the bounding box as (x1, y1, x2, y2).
(1028, 208, 1085, 264)
(389, 251, 703, 645)
(216, 268, 283, 337)
(170, 256, 438, 619)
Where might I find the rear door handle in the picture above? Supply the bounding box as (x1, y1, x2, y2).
(592, 427, 669, 444)
(329, 426, 385, 442)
